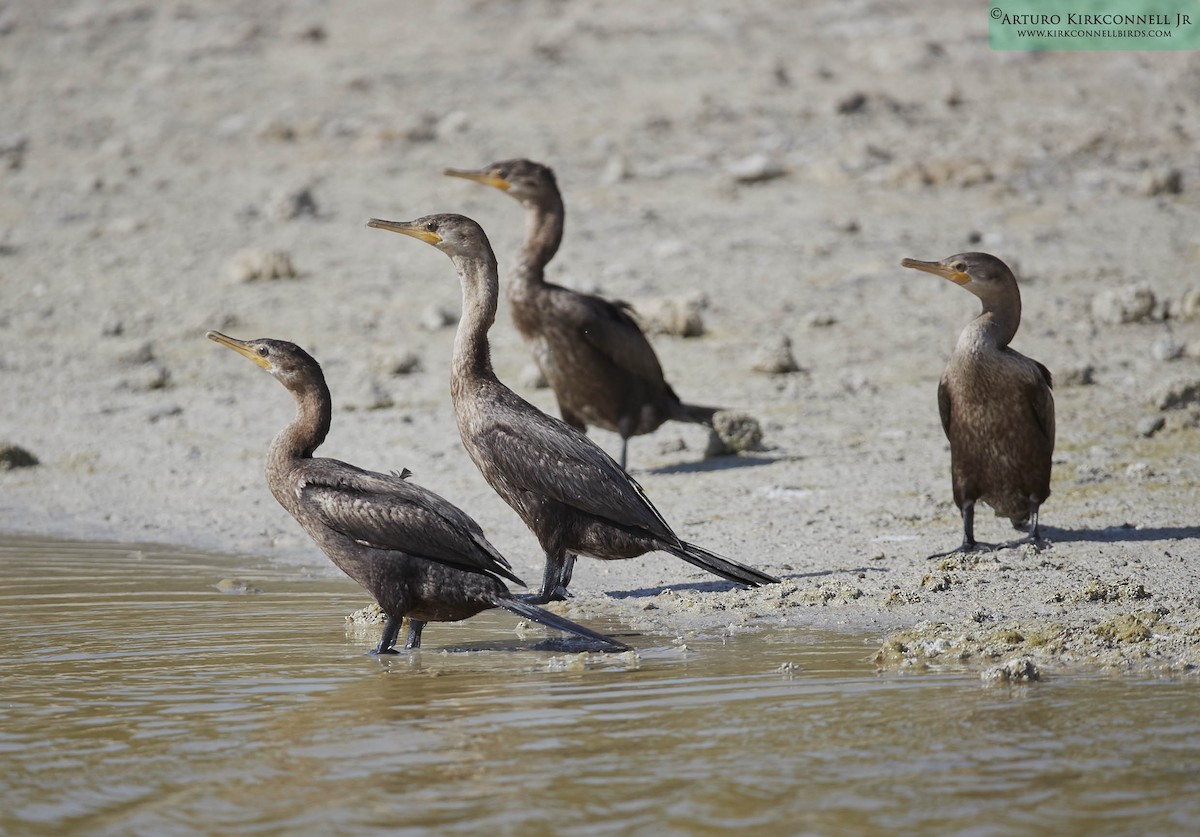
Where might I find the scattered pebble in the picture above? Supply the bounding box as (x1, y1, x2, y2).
(1150, 336, 1185, 362)
(0, 133, 28, 170)
(346, 601, 387, 624)
(632, 295, 707, 337)
(727, 153, 785, 184)
(835, 92, 868, 114)
(0, 443, 39, 470)
(1151, 378, 1200, 410)
(225, 248, 299, 283)
(420, 304, 459, 331)
(1056, 363, 1095, 387)
(118, 341, 156, 366)
(1091, 284, 1156, 325)
(1136, 415, 1165, 438)
(704, 411, 764, 457)
(1174, 288, 1200, 321)
(981, 656, 1041, 685)
(120, 363, 171, 392)
(375, 351, 422, 376)
(1138, 167, 1183, 197)
(752, 335, 802, 374)
(267, 186, 318, 221)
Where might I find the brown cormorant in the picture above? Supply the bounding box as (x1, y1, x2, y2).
(900, 253, 1054, 555)
(206, 330, 631, 651)
(367, 214, 778, 603)
(444, 159, 719, 469)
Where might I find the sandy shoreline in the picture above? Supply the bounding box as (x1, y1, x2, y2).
(3, 1, 1199, 675)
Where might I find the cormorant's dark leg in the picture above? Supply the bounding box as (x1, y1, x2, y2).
(557, 553, 576, 592)
(961, 501, 976, 548)
(520, 551, 572, 604)
(927, 500, 994, 559)
(370, 615, 402, 655)
(1027, 500, 1044, 543)
(618, 437, 629, 471)
(404, 620, 426, 649)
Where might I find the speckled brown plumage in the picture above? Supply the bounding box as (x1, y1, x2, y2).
(369, 214, 778, 603)
(445, 159, 718, 469)
(901, 253, 1054, 554)
(206, 331, 629, 652)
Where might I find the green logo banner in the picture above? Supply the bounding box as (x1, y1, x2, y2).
(989, 1, 1200, 49)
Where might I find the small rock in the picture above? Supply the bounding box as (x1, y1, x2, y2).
(0, 133, 28, 170)
(1151, 336, 1185, 362)
(518, 362, 549, 389)
(118, 341, 156, 366)
(1174, 288, 1200, 321)
(1091, 284, 1156, 325)
(726, 153, 785, 184)
(751, 335, 802, 374)
(600, 155, 631, 185)
(1151, 378, 1200, 410)
(805, 312, 837, 328)
(215, 578, 263, 595)
(836, 92, 868, 114)
(420, 304, 458, 331)
(1057, 363, 1095, 387)
(0, 443, 38, 470)
(632, 295, 707, 337)
(840, 369, 876, 395)
(1139, 167, 1183, 197)
(123, 363, 171, 392)
(658, 437, 687, 454)
(297, 23, 327, 42)
(346, 601, 387, 625)
(225, 248, 299, 283)
(268, 186, 318, 221)
(1125, 462, 1153, 480)
(376, 351, 421, 376)
(1165, 409, 1200, 431)
(704, 411, 764, 457)
(981, 656, 1040, 685)
(436, 110, 470, 138)
(1136, 415, 1165, 438)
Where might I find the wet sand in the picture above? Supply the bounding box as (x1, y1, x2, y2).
(2, 1, 1199, 675)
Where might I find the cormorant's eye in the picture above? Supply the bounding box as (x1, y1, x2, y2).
(257, 345, 270, 357)
(425, 221, 438, 232)
(953, 262, 967, 273)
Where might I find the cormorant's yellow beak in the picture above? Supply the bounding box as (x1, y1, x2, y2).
(207, 331, 271, 370)
(367, 218, 442, 245)
(900, 258, 971, 286)
(443, 167, 511, 191)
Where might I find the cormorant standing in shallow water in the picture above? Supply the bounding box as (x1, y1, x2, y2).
(368, 214, 778, 604)
(900, 253, 1054, 555)
(444, 159, 720, 469)
(207, 331, 630, 652)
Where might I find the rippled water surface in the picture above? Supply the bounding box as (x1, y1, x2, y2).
(3, 537, 1199, 836)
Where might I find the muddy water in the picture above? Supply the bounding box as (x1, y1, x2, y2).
(2, 537, 1199, 836)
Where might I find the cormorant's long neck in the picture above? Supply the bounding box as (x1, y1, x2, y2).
(509, 193, 564, 295)
(267, 378, 332, 475)
(451, 247, 500, 395)
(961, 291, 1021, 352)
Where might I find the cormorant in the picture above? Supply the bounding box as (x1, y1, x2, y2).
(445, 159, 720, 469)
(207, 330, 631, 651)
(368, 214, 778, 603)
(900, 253, 1054, 555)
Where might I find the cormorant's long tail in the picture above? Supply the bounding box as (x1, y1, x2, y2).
(665, 541, 779, 587)
(498, 597, 632, 651)
(672, 402, 720, 426)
